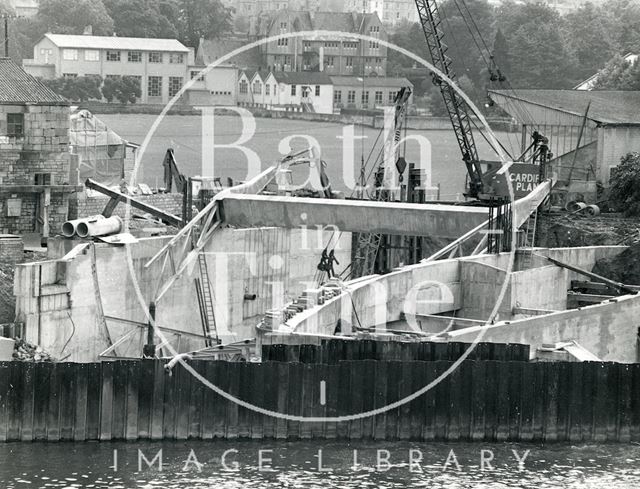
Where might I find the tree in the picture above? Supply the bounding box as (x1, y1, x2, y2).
(491, 29, 511, 81)
(43, 76, 103, 102)
(591, 55, 640, 90)
(495, 2, 575, 88)
(177, 0, 232, 47)
(103, 0, 179, 38)
(35, 0, 114, 36)
(609, 152, 640, 216)
(562, 3, 619, 82)
(102, 76, 142, 104)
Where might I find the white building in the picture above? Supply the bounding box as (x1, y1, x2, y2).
(239, 70, 335, 114)
(23, 34, 192, 105)
(344, 0, 418, 26)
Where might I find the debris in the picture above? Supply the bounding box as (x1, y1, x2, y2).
(593, 243, 640, 286)
(12, 337, 55, 362)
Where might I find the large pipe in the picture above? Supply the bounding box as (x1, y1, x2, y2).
(76, 216, 123, 238)
(62, 215, 105, 238)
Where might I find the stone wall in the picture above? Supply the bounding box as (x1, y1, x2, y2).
(0, 103, 71, 235)
(68, 192, 184, 221)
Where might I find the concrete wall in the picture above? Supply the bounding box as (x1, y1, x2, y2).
(289, 247, 629, 359)
(14, 225, 350, 361)
(448, 294, 640, 363)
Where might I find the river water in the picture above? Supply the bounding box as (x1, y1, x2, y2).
(2, 441, 640, 488)
(98, 114, 518, 199)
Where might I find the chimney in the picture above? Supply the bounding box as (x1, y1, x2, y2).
(83, 25, 93, 35)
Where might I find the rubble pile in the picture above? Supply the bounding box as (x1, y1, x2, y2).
(593, 243, 640, 286)
(13, 338, 55, 362)
(538, 213, 640, 248)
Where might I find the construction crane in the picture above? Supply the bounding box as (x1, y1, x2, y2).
(351, 87, 413, 279)
(413, 0, 550, 201)
(278, 147, 333, 199)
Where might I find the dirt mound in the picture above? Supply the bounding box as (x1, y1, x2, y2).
(593, 243, 640, 285)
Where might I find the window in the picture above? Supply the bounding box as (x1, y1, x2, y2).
(375, 91, 383, 105)
(105, 74, 120, 81)
(362, 91, 370, 107)
(252, 81, 262, 95)
(347, 90, 356, 104)
(84, 50, 99, 61)
(34, 173, 51, 185)
(389, 91, 397, 103)
(148, 52, 162, 63)
(239, 79, 248, 94)
(106, 50, 121, 62)
(169, 53, 184, 64)
(291, 84, 296, 96)
(128, 51, 142, 63)
(369, 25, 380, 49)
(315, 85, 320, 96)
(40, 48, 52, 63)
(346, 57, 353, 68)
(190, 70, 203, 80)
(266, 84, 270, 95)
(277, 21, 288, 47)
(62, 49, 78, 61)
(284, 55, 291, 66)
(334, 90, 342, 104)
(7, 114, 23, 137)
(63, 73, 77, 78)
(148, 76, 162, 97)
(169, 77, 183, 97)
(303, 41, 311, 51)
(326, 56, 335, 68)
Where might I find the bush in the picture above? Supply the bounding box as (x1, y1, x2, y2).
(102, 76, 141, 104)
(609, 152, 640, 216)
(42, 76, 102, 102)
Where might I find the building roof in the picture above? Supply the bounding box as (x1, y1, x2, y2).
(489, 89, 640, 125)
(0, 58, 67, 105)
(195, 38, 262, 68)
(330, 75, 413, 88)
(574, 53, 638, 90)
(273, 71, 333, 85)
(42, 33, 190, 53)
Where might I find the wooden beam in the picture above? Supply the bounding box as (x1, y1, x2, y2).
(85, 178, 183, 227)
(567, 292, 616, 304)
(539, 254, 637, 295)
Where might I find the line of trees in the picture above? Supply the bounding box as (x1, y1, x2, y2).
(388, 0, 640, 114)
(2, 0, 233, 64)
(42, 75, 142, 104)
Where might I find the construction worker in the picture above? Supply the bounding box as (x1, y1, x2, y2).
(327, 250, 340, 278)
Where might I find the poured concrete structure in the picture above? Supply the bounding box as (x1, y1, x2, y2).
(279, 246, 639, 363)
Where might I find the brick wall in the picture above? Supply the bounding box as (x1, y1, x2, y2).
(68, 192, 184, 221)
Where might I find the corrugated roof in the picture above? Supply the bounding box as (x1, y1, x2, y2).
(44, 33, 189, 53)
(0, 58, 67, 105)
(489, 89, 640, 125)
(273, 71, 333, 85)
(330, 75, 413, 88)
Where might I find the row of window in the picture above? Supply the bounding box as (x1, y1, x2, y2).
(240, 80, 322, 97)
(60, 74, 184, 98)
(333, 90, 397, 106)
(62, 49, 184, 64)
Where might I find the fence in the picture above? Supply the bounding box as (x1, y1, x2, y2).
(262, 340, 531, 363)
(1, 358, 639, 443)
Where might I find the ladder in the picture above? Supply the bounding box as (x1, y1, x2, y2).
(195, 253, 218, 346)
(519, 211, 538, 270)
